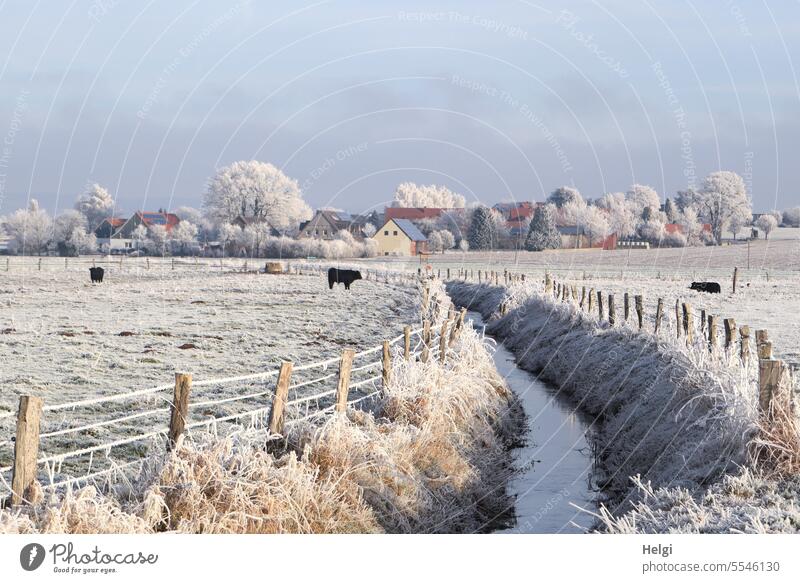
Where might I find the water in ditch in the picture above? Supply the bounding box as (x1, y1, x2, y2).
(468, 311, 598, 533)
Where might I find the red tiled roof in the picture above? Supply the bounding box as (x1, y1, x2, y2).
(136, 211, 180, 232)
(105, 217, 125, 227)
(385, 207, 448, 220)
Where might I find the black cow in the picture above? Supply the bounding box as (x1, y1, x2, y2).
(89, 267, 105, 284)
(328, 268, 362, 290)
(689, 281, 720, 294)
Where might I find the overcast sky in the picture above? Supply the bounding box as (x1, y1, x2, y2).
(0, 0, 798, 216)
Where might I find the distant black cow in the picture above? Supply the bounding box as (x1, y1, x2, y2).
(328, 268, 362, 290)
(689, 281, 720, 294)
(89, 267, 104, 284)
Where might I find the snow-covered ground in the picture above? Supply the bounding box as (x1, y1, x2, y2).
(0, 260, 419, 475)
(361, 237, 800, 366)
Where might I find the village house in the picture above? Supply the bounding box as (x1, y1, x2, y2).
(493, 201, 537, 238)
(372, 218, 429, 256)
(299, 210, 364, 240)
(95, 210, 180, 253)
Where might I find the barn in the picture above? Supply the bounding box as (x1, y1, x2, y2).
(372, 219, 429, 256)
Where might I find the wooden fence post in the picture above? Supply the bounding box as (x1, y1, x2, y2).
(707, 315, 718, 351)
(597, 291, 604, 319)
(439, 319, 450, 364)
(587, 288, 594, 314)
(268, 362, 293, 434)
(10, 396, 43, 506)
(654, 298, 664, 334)
(447, 268, 450, 280)
(403, 325, 411, 360)
(758, 359, 784, 415)
(608, 294, 616, 326)
(756, 330, 772, 359)
(335, 349, 355, 413)
(634, 295, 644, 330)
(544, 273, 552, 295)
(168, 373, 192, 450)
(422, 285, 430, 315)
(382, 341, 391, 389)
(724, 318, 737, 348)
(675, 300, 682, 338)
(682, 303, 693, 343)
(700, 309, 707, 334)
(732, 267, 739, 293)
(580, 286, 586, 309)
(624, 293, 630, 321)
(740, 325, 751, 362)
(421, 320, 431, 363)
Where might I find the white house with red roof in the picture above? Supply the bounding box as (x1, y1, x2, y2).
(95, 210, 180, 253)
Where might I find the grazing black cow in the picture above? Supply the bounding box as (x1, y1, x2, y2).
(328, 268, 362, 290)
(89, 267, 105, 284)
(689, 281, 721, 294)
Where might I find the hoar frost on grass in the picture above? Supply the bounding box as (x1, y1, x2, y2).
(0, 279, 523, 534)
(446, 279, 800, 533)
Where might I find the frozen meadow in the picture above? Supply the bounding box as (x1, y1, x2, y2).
(0, 258, 419, 475)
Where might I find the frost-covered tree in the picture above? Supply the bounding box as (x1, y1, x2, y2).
(174, 205, 214, 242)
(54, 210, 96, 256)
(145, 224, 170, 255)
(439, 229, 455, 251)
(694, 171, 752, 244)
(547, 186, 583, 209)
(428, 230, 444, 254)
(74, 184, 115, 231)
(664, 198, 679, 223)
(678, 207, 705, 246)
(467, 206, 496, 250)
(217, 223, 240, 255)
(559, 198, 588, 227)
(362, 223, 377, 238)
(675, 189, 697, 212)
(525, 204, 561, 251)
(597, 192, 636, 238)
(458, 239, 469, 253)
(204, 161, 312, 231)
(626, 184, 661, 218)
(128, 224, 146, 253)
(2, 200, 53, 255)
(728, 204, 753, 240)
(392, 182, 466, 208)
(782, 207, 800, 227)
(581, 205, 610, 246)
(756, 214, 778, 239)
(639, 219, 666, 245)
(171, 221, 199, 255)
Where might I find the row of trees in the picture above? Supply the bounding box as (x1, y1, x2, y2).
(2, 162, 793, 257)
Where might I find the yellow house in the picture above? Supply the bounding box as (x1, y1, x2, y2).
(372, 218, 429, 256)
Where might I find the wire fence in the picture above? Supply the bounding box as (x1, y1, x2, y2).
(0, 279, 465, 504)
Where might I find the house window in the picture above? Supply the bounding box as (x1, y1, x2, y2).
(323, 230, 327, 236)
(314, 229, 319, 235)
(384, 230, 389, 236)
(384, 252, 389, 256)
(393, 230, 398, 236)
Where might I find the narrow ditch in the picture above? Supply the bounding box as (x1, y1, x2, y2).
(468, 311, 598, 533)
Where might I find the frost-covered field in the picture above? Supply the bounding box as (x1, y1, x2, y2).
(0, 259, 419, 475)
(363, 237, 800, 365)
